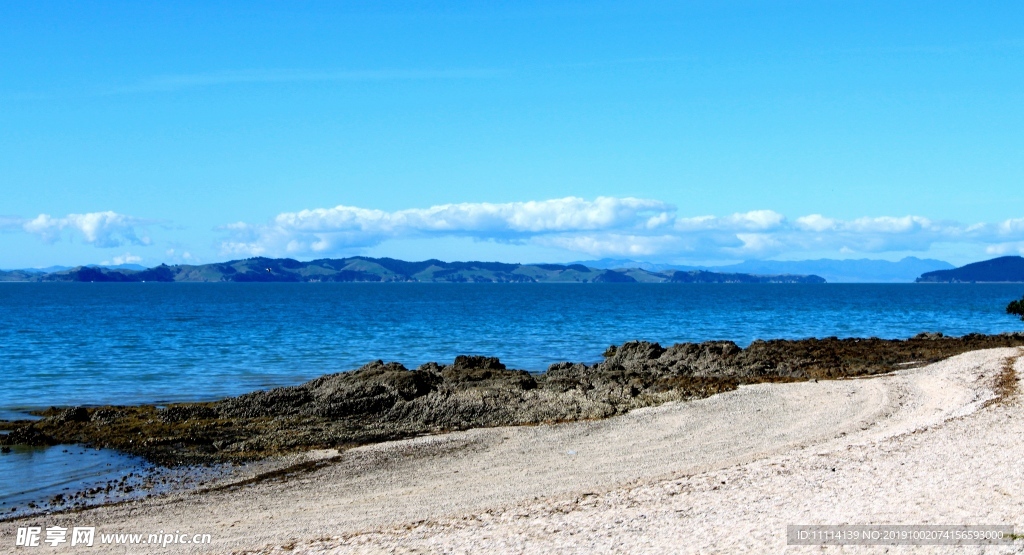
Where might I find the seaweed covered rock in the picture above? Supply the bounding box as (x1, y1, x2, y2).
(5, 332, 1024, 465)
(0, 426, 57, 446)
(441, 356, 536, 390)
(54, 407, 91, 424)
(218, 360, 441, 419)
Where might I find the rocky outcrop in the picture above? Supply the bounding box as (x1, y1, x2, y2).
(4, 333, 1023, 465)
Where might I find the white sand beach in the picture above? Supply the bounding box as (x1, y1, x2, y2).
(4, 348, 1022, 554)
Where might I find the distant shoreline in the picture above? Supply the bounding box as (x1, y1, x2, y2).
(6, 254, 1024, 283)
(1, 256, 827, 284)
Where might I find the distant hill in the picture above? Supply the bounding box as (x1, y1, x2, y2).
(1, 263, 146, 273)
(0, 256, 825, 284)
(916, 256, 1024, 283)
(573, 256, 953, 283)
(37, 265, 71, 273)
(90, 263, 149, 271)
(0, 265, 69, 274)
(712, 257, 954, 283)
(0, 269, 41, 281)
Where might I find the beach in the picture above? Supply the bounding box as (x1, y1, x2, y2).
(3, 347, 1021, 554)
(6, 1, 1022, 552)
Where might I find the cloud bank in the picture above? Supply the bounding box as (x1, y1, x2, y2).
(7, 202, 1021, 262)
(219, 197, 1024, 260)
(14, 211, 152, 248)
(220, 197, 673, 256)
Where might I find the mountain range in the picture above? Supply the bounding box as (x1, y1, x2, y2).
(7, 255, 1019, 284)
(576, 257, 954, 283)
(0, 257, 825, 284)
(0, 264, 149, 274)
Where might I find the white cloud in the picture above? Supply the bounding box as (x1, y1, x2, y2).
(794, 214, 837, 232)
(22, 211, 151, 248)
(219, 197, 675, 256)
(166, 248, 197, 263)
(985, 242, 1024, 256)
(536, 234, 685, 257)
(218, 197, 1024, 261)
(996, 218, 1024, 236)
(101, 253, 143, 266)
(723, 210, 787, 231)
(675, 210, 786, 232)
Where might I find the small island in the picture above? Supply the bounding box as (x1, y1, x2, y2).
(916, 255, 1024, 283)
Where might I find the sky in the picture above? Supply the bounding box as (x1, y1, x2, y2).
(1, 1, 1022, 269)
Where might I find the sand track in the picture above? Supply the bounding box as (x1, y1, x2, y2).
(3, 348, 1020, 554)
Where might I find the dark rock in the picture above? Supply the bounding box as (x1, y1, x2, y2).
(1009, 296, 1024, 321)
(55, 407, 90, 424)
(158, 405, 219, 423)
(12, 332, 1024, 466)
(602, 340, 665, 365)
(90, 408, 126, 424)
(451, 355, 506, 371)
(0, 427, 57, 446)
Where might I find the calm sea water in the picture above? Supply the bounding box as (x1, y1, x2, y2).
(2, 282, 1023, 413)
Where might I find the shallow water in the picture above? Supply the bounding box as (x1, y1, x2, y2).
(2, 283, 1022, 412)
(0, 444, 149, 515)
(0, 443, 238, 518)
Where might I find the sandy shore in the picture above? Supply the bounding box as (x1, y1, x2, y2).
(3, 348, 1021, 554)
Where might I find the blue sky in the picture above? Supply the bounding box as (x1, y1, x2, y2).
(1, 1, 1022, 268)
